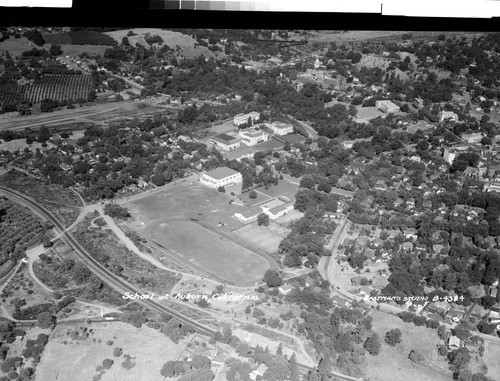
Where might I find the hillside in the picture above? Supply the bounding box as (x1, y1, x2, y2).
(104, 29, 219, 59)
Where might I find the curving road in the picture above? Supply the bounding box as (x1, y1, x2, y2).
(0, 185, 216, 336)
(0, 185, 364, 380)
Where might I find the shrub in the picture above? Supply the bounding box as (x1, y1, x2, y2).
(113, 347, 123, 357)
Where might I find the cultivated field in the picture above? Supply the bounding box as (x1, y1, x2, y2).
(36, 322, 189, 381)
(150, 220, 270, 283)
(366, 310, 455, 381)
(232, 223, 286, 253)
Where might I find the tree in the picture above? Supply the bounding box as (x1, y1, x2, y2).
(36, 312, 55, 329)
(408, 350, 424, 363)
(289, 352, 300, 381)
(217, 186, 225, 193)
(104, 203, 130, 219)
(263, 269, 283, 287)
(257, 213, 269, 227)
(384, 328, 402, 346)
(102, 359, 114, 369)
(448, 347, 471, 374)
(249, 190, 257, 199)
(364, 333, 381, 355)
(49, 44, 63, 56)
(300, 174, 316, 189)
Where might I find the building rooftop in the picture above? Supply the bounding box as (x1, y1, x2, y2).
(204, 166, 240, 180)
(212, 133, 240, 143)
(237, 206, 264, 219)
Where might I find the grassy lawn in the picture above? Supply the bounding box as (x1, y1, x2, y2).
(125, 181, 247, 233)
(239, 190, 272, 206)
(366, 310, 453, 381)
(150, 220, 270, 283)
(257, 180, 299, 199)
(483, 341, 500, 381)
(36, 322, 188, 381)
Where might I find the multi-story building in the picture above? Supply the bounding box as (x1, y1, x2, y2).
(239, 129, 270, 146)
(233, 111, 261, 127)
(376, 100, 400, 114)
(439, 110, 459, 122)
(210, 134, 241, 151)
(268, 121, 294, 136)
(199, 167, 242, 189)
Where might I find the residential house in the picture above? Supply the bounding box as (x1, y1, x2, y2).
(464, 166, 479, 178)
(278, 284, 294, 295)
(462, 132, 483, 143)
(438, 111, 459, 123)
(448, 335, 461, 350)
(376, 100, 400, 114)
(250, 364, 268, 381)
(447, 309, 464, 323)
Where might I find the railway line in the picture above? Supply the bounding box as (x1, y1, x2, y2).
(0, 186, 365, 380)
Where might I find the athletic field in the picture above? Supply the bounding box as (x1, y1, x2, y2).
(150, 220, 270, 284)
(232, 224, 285, 253)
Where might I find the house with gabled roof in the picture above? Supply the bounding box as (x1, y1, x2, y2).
(250, 364, 268, 380)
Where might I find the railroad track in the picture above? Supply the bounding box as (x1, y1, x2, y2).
(0, 186, 364, 379)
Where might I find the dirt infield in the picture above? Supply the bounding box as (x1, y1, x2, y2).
(150, 220, 270, 284)
(232, 223, 286, 253)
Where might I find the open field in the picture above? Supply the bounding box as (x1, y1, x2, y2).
(0, 36, 47, 56)
(366, 310, 454, 381)
(0, 138, 56, 153)
(123, 182, 277, 284)
(355, 106, 385, 123)
(124, 181, 248, 233)
(483, 341, 500, 381)
(36, 322, 189, 381)
(232, 223, 286, 253)
(150, 220, 270, 283)
(104, 29, 219, 59)
(60, 44, 109, 57)
(257, 179, 299, 199)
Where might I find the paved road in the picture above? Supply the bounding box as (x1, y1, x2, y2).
(0, 186, 327, 376)
(0, 103, 124, 131)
